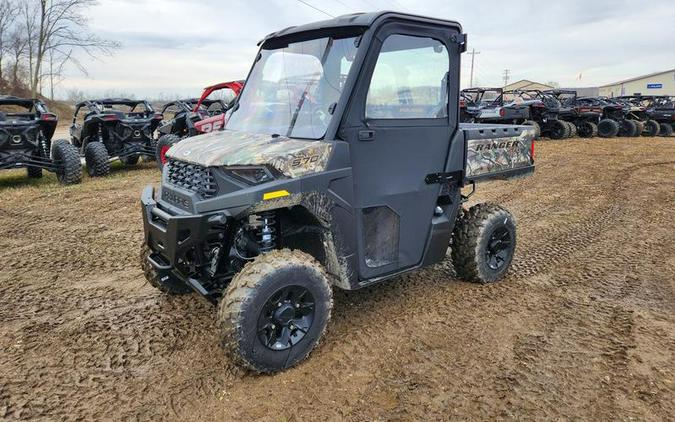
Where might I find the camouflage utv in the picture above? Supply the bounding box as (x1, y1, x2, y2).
(140, 11, 535, 373)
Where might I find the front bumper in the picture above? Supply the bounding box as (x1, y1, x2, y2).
(141, 185, 216, 269)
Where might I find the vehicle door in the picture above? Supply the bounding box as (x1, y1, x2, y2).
(341, 22, 460, 280)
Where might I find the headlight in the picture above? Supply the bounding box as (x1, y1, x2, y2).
(225, 166, 275, 185)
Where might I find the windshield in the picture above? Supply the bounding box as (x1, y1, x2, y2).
(226, 35, 359, 139)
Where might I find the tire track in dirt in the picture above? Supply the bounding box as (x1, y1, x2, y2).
(1, 140, 674, 421)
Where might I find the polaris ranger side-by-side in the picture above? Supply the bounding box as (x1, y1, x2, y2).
(544, 89, 603, 138)
(0, 96, 81, 184)
(502, 89, 573, 139)
(70, 99, 163, 176)
(460, 87, 541, 137)
(140, 12, 535, 373)
(155, 81, 244, 169)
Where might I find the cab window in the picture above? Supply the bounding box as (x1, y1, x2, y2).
(366, 34, 449, 119)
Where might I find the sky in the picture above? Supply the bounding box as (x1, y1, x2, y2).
(57, 0, 675, 100)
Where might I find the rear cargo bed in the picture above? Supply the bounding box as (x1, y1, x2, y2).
(461, 123, 535, 182)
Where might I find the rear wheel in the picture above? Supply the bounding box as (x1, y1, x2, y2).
(619, 119, 637, 137)
(84, 142, 110, 177)
(642, 120, 660, 137)
(598, 119, 620, 138)
(523, 120, 541, 138)
(633, 121, 645, 135)
(52, 140, 82, 184)
(548, 120, 567, 140)
(155, 134, 180, 170)
(120, 154, 140, 166)
(218, 249, 332, 373)
(658, 122, 673, 137)
(567, 121, 577, 138)
(577, 121, 597, 138)
(27, 166, 43, 178)
(451, 203, 517, 283)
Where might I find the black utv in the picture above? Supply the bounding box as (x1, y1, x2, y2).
(544, 89, 603, 138)
(616, 95, 669, 137)
(460, 87, 540, 137)
(647, 96, 674, 136)
(575, 97, 634, 138)
(155, 97, 229, 169)
(0, 96, 81, 184)
(140, 11, 535, 373)
(502, 89, 574, 139)
(70, 99, 162, 176)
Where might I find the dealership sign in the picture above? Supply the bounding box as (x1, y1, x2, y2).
(647, 83, 663, 89)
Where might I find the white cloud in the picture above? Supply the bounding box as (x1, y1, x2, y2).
(58, 0, 675, 99)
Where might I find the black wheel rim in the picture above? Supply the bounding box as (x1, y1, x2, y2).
(257, 285, 315, 351)
(485, 227, 512, 271)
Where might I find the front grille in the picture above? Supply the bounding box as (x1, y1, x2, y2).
(166, 159, 218, 199)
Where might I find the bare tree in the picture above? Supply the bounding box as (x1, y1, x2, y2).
(0, 0, 18, 80)
(8, 28, 28, 86)
(22, 0, 120, 97)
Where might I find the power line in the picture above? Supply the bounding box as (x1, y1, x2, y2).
(295, 0, 335, 18)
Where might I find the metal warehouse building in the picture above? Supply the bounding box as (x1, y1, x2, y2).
(599, 68, 675, 97)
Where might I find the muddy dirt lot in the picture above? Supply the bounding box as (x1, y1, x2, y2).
(0, 137, 673, 421)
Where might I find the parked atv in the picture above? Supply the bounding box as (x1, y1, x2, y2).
(503, 89, 572, 139)
(155, 81, 243, 169)
(575, 97, 631, 138)
(647, 96, 674, 136)
(0, 96, 81, 184)
(140, 12, 535, 373)
(460, 87, 540, 137)
(617, 95, 668, 137)
(544, 90, 602, 138)
(70, 99, 162, 176)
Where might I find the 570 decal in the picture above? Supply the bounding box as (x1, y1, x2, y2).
(290, 154, 320, 168)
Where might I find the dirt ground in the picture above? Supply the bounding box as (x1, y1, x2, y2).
(0, 136, 673, 421)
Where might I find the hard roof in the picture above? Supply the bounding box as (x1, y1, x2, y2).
(0, 95, 38, 106)
(259, 11, 462, 45)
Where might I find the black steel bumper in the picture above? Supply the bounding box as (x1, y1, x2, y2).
(141, 185, 214, 269)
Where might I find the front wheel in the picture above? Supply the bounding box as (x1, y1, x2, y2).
(218, 249, 333, 373)
(451, 203, 517, 283)
(155, 134, 180, 170)
(659, 122, 673, 137)
(642, 120, 660, 137)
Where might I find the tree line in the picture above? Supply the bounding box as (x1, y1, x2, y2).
(0, 0, 119, 99)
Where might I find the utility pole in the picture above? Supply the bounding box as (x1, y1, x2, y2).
(468, 48, 480, 87)
(502, 69, 511, 87)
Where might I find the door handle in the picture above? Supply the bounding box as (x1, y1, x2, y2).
(358, 129, 375, 141)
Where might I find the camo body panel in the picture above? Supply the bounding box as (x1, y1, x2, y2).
(166, 129, 333, 178)
(466, 129, 534, 178)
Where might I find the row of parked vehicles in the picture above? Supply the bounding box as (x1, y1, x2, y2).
(460, 88, 675, 139)
(0, 81, 243, 184)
